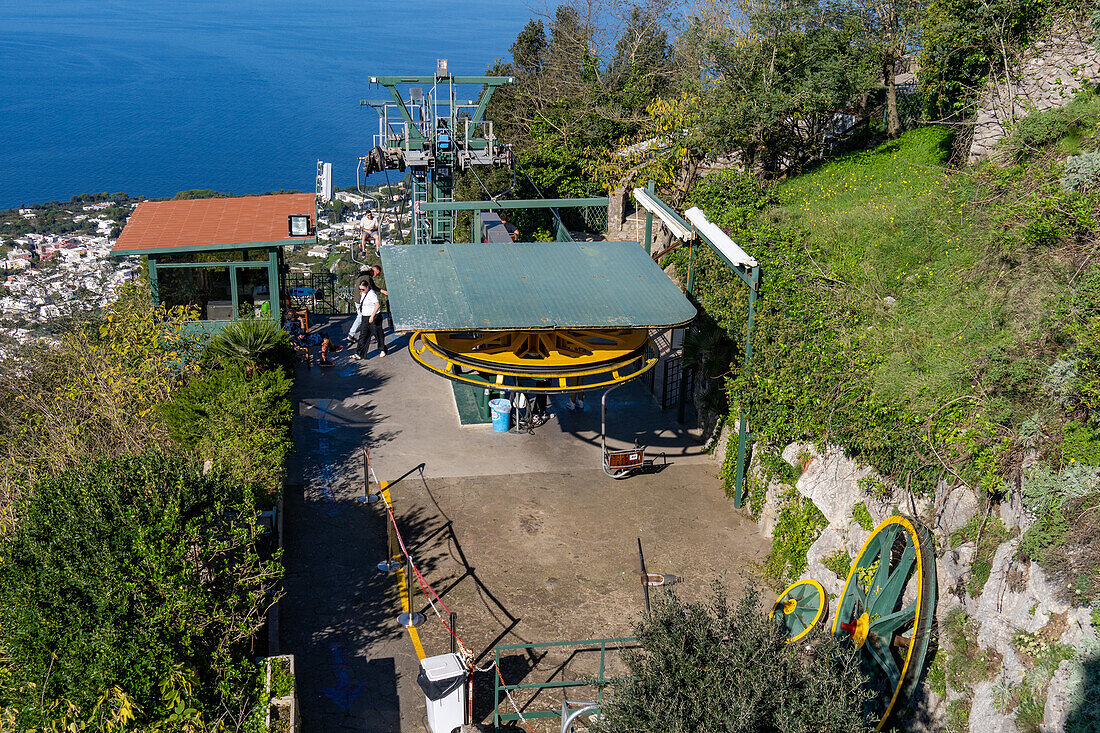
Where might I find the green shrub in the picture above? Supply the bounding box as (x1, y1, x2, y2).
(1019, 465, 1099, 565)
(945, 698, 970, 733)
(851, 501, 874, 531)
(269, 657, 295, 699)
(1073, 315, 1100, 421)
(942, 610, 1001, 693)
(925, 653, 947, 698)
(0, 452, 281, 727)
(1008, 108, 1075, 159)
(821, 549, 852, 579)
(1015, 686, 1046, 733)
(857, 474, 892, 501)
(158, 364, 293, 497)
(594, 584, 875, 733)
(764, 493, 828, 584)
(207, 317, 294, 374)
(1063, 421, 1100, 465)
(949, 513, 1012, 596)
(1005, 91, 1100, 161)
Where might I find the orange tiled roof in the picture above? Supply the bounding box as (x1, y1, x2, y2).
(111, 193, 316, 254)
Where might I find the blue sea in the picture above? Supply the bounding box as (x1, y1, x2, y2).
(0, 1, 534, 209)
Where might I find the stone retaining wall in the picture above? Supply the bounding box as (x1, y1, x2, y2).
(970, 17, 1100, 162)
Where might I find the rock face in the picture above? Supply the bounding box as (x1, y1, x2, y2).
(969, 17, 1100, 161)
(732, 439, 1100, 733)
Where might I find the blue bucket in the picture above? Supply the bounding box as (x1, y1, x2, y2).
(489, 398, 511, 432)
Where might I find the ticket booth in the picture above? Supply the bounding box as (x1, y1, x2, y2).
(111, 193, 317, 330)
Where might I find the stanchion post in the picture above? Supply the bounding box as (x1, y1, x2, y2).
(398, 548, 425, 628)
(376, 480, 400, 573)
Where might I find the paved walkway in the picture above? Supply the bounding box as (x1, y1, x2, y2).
(279, 316, 765, 732)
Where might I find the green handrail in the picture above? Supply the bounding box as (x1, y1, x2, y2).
(492, 637, 637, 730)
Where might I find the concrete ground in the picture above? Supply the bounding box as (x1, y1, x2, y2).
(279, 315, 769, 732)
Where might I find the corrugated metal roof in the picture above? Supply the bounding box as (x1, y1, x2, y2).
(382, 241, 696, 331)
(111, 193, 316, 255)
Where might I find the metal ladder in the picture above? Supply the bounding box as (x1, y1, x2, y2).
(431, 148, 454, 243)
(411, 174, 431, 245)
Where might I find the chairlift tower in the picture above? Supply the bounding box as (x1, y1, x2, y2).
(361, 60, 515, 245)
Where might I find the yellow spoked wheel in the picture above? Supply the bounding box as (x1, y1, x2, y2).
(409, 328, 658, 393)
(833, 516, 937, 731)
(770, 579, 828, 643)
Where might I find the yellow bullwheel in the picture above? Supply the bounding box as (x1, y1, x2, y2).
(833, 516, 937, 731)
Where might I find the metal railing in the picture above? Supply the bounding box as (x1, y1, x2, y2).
(284, 272, 344, 315)
(493, 637, 637, 730)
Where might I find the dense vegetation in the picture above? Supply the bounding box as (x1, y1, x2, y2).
(675, 97, 1100, 609)
(0, 285, 293, 729)
(594, 585, 874, 733)
(482, 1, 1100, 726)
(0, 453, 279, 730)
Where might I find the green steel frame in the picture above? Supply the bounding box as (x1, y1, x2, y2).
(492, 637, 637, 730)
(641, 188, 760, 508)
(364, 74, 514, 245)
(418, 197, 609, 244)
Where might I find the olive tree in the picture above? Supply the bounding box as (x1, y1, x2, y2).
(595, 584, 875, 733)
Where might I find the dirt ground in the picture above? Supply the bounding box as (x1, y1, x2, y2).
(388, 464, 770, 728)
(280, 316, 771, 732)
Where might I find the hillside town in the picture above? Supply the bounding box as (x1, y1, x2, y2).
(0, 201, 140, 344)
(0, 186, 411, 347)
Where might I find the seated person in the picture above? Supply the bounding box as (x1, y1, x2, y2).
(319, 332, 342, 366)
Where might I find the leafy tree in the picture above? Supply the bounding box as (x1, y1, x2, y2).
(0, 452, 280, 729)
(486, 1, 685, 201)
(594, 584, 874, 733)
(919, 0, 1070, 122)
(849, 0, 923, 137)
(700, 0, 877, 173)
(0, 283, 201, 504)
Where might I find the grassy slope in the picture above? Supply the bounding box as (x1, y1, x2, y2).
(771, 127, 1040, 412)
(706, 102, 1100, 608)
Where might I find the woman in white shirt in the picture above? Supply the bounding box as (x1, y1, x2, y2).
(353, 278, 387, 359)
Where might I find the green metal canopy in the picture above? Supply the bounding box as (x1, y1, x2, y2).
(382, 241, 696, 332)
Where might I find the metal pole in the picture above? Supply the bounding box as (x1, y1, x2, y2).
(638, 538, 650, 613)
(686, 240, 696, 296)
(643, 179, 654, 256)
(363, 447, 369, 491)
(733, 265, 760, 509)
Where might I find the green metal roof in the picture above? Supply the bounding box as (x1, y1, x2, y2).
(382, 241, 696, 332)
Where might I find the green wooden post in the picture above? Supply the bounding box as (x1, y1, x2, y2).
(229, 265, 239, 320)
(148, 257, 159, 305)
(268, 248, 281, 322)
(733, 265, 760, 508)
(472, 210, 482, 243)
(643, 179, 654, 255)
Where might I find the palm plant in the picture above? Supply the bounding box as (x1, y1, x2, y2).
(206, 318, 290, 376)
